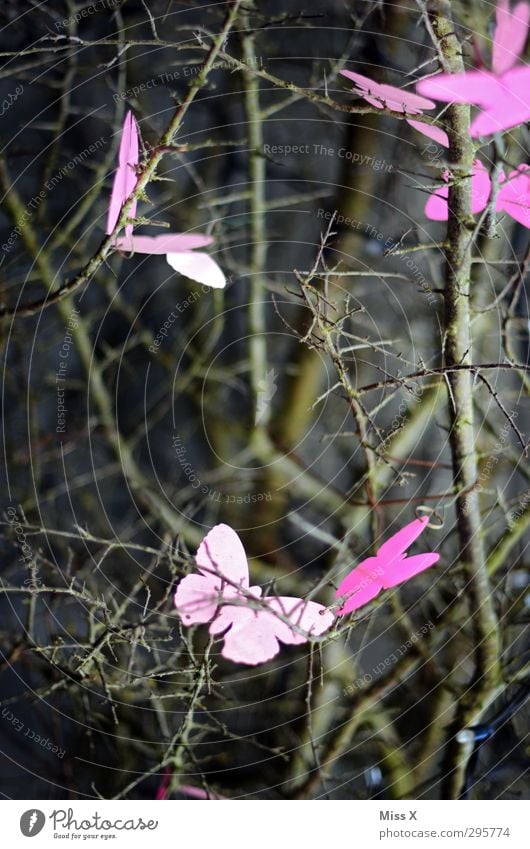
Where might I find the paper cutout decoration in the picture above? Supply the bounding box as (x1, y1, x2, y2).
(424, 160, 492, 221)
(409, 119, 530, 225)
(106, 110, 139, 238)
(334, 516, 439, 616)
(174, 524, 334, 665)
(408, 120, 492, 219)
(407, 119, 449, 146)
(340, 69, 436, 114)
(114, 233, 226, 289)
(106, 111, 225, 288)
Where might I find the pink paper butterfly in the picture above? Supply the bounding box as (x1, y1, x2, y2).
(423, 161, 492, 221)
(334, 516, 439, 616)
(416, 0, 530, 137)
(408, 120, 492, 220)
(107, 112, 225, 288)
(340, 69, 436, 115)
(174, 524, 334, 665)
(106, 110, 138, 239)
(409, 120, 530, 225)
(114, 233, 226, 289)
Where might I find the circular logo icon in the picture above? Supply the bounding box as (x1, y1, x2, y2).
(20, 810, 46, 837)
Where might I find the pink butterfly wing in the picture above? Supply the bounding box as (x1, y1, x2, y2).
(374, 83, 435, 114)
(174, 524, 249, 625)
(209, 597, 333, 665)
(195, 523, 249, 586)
(338, 70, 384, 109)
(424, 182, 450, 221)
(376, 517, 439, 590)
(114, 233, 214, 254)
(417, 70, 501, 107)
(407, 119, 449, 146)
(209, 605, 284, 665)
(174, 573, 223, 625)
(471, 161, 494, 211)
(334, 558, 384, 615)
(424, 161, 492, 220)
(166, 251, 226, 289)
(381, 553, 440, 589)
(362, 94, 386, 110)
(470, 68, 530, 135)
(376, 516, 430, 561)
(340, 70, 435, 113)
(113, 234, 159, 254)
(497, 165, 530, 226)
(265, 597, 334, 644)
(150, 233, 213, 251)
(419, 67, 530, 137)
(340, 69, 383, 95)
(492, 0, 530, 74)
(106, 111, 139, 236)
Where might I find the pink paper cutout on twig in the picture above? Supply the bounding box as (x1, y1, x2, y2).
(106, 111, 139, 238)
(340, 69, 436, 114)
(106, 113, 225, 288)
(174, 524, 334, 665)
(334, 516, 439, 616)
